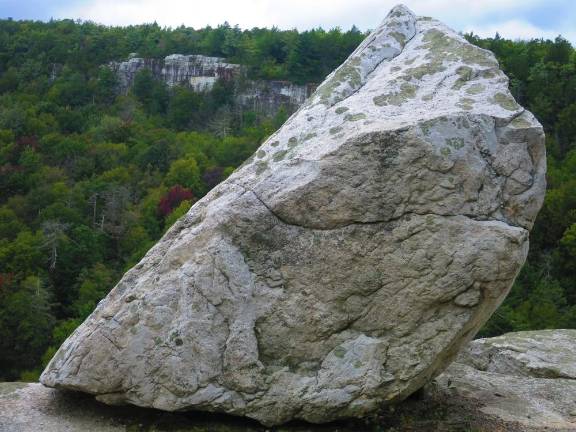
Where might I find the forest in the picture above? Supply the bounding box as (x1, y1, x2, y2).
(0, 18, 574, 381)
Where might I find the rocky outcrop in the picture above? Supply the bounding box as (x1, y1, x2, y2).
(458, 328, 576, 379)
(8, 331, 575, 431)
(427, 329, 576, 431)
(40, 4, 546, 426)
(236, 79, 317, 117)
(109, 54, 315, 116)
(110, 54, 241, 93)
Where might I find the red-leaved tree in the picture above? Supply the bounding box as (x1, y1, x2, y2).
(157, 185, 194, 218)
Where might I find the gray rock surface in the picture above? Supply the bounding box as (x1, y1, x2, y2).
(8, 331, 576, 431)
(40, 4, 546, 426)
(110, 54, 241, 93)
(109, 54, 315, 116)
(458, 328, 576, 379)
(429, 329, 576, 431)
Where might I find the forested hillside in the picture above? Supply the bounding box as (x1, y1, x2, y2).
(0, 19, 574, 381)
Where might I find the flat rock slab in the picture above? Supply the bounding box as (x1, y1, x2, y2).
(40, 4, 546, 426)
(459, 328, 576, 379)
(429, 363, 576, 431)
(429, 329, 576, 431)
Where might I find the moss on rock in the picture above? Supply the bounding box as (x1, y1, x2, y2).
(373, 83, 418, 106)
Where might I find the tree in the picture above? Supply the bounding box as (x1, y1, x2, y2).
(132, 69, 168, 114)
(208, 105, 233, 138)
(72, 263, 117, 319)
(546, 36, 573, 64)
(92, 115, 132, 143)
(0, 230, 45, 275)
(165, 158, 204, 194)
(557, 103, 576, 155)
(94, 66, 118, 104)
(157, 185, 194, 218)
(0, 275, 55, 380)
(0, 207, 24, 240)
(0, 67, 19, 93)
(47, 70, 91, 107)
(560, 223, 576, 273)
(164, 199, 192, 229)
(167, 87, 202, 130)
(40, 220, 70, 271)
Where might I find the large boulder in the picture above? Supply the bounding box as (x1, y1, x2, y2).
(40, 4, 546, 426)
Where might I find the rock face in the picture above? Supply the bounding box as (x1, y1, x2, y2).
(429, 330, 576, 431)
(109, 54, 315, 116)
(458, 328, 576, 379)
(110, 54, 241, 93)
(40, 4, 546, 426)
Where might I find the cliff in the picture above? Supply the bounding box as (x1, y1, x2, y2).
(109, 54, 316, 116)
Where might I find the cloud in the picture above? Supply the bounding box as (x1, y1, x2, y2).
(465, 19, 576, 43)
(55, 0, 574, 43)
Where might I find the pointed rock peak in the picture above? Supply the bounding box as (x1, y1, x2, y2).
(386, 4, 416, 20)
(307, 4, 416, 107)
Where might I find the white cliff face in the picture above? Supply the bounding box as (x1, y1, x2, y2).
(237, 80, 316, 116)
(41, 5, 546, 427)
(111, 57, 162, 92)
(162, 54, 241, 91)
(109, 54, 314, 115)
(110, 54, 240, 92)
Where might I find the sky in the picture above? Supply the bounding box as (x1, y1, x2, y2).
(1, 0, 574, 44)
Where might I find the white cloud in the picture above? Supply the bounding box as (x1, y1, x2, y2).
(465, 20, 576, 43)
(56, 0, 573, 43)
(56, 0, 536, 27)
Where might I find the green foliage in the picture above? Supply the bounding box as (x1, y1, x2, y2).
(48, 70, 91, 107)
(164, 199, 192, 228)
(167, 87, 203, 130)
(165, 158, 203, 193)
(133, 69, 168, 115)
(480, 262, 576, 336)
(73, 264, 118, 319)
(561, 223, 576, 264)
(0, 207, 24, 240)
(0, 276, 55, 378)
(94, 67, 119, 105)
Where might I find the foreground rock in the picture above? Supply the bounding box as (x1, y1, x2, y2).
(429, 329, 576, 431)
(9, 331, 576, 431)
(459, 328, 576, 379)
(40, 4, 546, 426)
